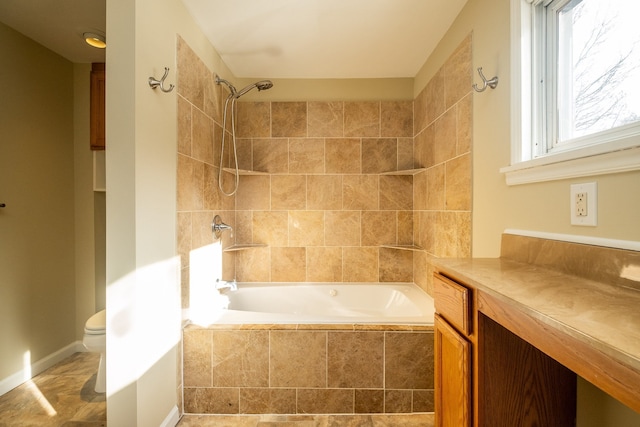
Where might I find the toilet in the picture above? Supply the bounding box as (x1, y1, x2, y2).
(83, 309, 106, 393)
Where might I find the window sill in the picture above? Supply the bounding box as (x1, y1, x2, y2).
(500, 145, 640, 186)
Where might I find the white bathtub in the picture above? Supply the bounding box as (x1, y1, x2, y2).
(196, 282, 435, 325)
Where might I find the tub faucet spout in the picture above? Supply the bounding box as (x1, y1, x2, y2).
(216, 279, 238, 292)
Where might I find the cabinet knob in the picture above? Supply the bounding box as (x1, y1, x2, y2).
(0, 203, 5, 208)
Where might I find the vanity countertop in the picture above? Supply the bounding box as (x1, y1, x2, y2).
(431, 257, 640, 375)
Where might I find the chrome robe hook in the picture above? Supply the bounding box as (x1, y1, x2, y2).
(472, 67, 498, 92)
(148, 67, 174, 93)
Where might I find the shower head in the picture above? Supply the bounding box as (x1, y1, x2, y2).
(215, 75, 273, 99)
(234, 79, 274, 98)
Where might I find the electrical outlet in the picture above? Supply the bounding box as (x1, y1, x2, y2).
(575, 192, 587, 216)
(570, 183, 597, 226)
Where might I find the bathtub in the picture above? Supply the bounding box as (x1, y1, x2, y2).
(200, 282, 435, 325)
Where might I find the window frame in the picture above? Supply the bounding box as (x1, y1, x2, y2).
(504, 0, 640, 185)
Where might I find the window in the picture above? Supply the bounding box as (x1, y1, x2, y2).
(504, 0, 640, 185)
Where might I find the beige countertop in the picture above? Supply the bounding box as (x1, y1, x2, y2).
(431, 257, 640, 375)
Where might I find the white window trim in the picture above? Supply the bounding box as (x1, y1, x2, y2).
(505, 0, 640, 186)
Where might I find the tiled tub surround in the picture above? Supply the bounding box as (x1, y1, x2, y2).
(176, 34, 473, 299)
(183, 325, 434, 415)
(176, 34, 472, 417)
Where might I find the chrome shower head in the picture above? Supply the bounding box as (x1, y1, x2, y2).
(234, 79, 274, 98)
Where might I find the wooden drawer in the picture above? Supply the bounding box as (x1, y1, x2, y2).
(434, 273, 471, 335)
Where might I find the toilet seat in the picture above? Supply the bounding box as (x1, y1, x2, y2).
(84, 309, 106, 335)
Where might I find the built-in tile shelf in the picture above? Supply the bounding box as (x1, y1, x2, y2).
(222, 168, 268, 176)
(223, 244, 268, 252)
(380, 168, 426, 176)
(381, 244, 425, 252)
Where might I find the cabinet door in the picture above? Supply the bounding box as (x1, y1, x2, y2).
(90, 63, 106, 150)
(435, 313, 471, 427)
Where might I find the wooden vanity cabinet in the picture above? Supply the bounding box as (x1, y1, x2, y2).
(434, 273, 473, 427)
(434, 271, 577, 427)
(90, 63, 106, 150)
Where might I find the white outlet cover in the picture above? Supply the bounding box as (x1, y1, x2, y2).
(570, 182, 597, 226)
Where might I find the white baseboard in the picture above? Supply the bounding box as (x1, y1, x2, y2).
(160, 405, 180, 427)
(0, 341, 85, 396)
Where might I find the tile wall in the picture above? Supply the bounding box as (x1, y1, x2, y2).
(175, 34, 473, 415)
(176, 34, 472, 298)
(183, 325, 433, 415)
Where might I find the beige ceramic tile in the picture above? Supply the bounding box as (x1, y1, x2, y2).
(456, 94, 472, 155)
(235, 247, 271, 282)
(203, 72, 223, 125)
(271, 175, 306, 210)
(192, 107, 215, 164)
(297, 389, 354, 414)
(191, 211, 215, 250)
(252, 211, 288, 246)
(307, 175, 342, 210)
(343, 247, 379, 282)
(397, 137, 414, 170)
(237, 102, 271, 138)
(289, 138, 325, 174)
(308, 101, 344, 137)
(235, 175, 271, 210)
(413, 389, 435, 412)
(177, 37, 205, 110)
(177, 154, 204, 211)
(343, 175, 378, 210)
(397, 211, 414, 245)
(324, 211, 361, 247)
(444, 34, 472, 108)
(385, 390, 412, 413)
(212, 331, 269, 387)
(177, 212, 192, 269)
(203, 164, 223, 211)
(253, 138, 288, 173)
(183, 329, 212, 387)
(385, 332, 433, 389)
(178, 95, 192, 156)
(362, 138, 398, 173)
(413, 171, 427, 211)
(289, 211, 324, 246)
(234, 210, 253, 244)
(306, 247, 343, 282)
(424, 68, 446, 127)
(413, 87, 428, 136)
(445, 153, 472, 211)
(345, 102, 380, 137)
(433, 108, 457, 165)
(184, 387, 239, 414)
(239, 388, 297, 414)
(325, 138, 361, 174)
(271, 247, 307, 282)
(355, 389, 384, 413)
(381, 101, 413, 137)
(270, 331, 327, 387)
(379, 248, 413, 282)
(426, 164, 446, 211)
(414, 126, 435, 169)
(272, 102, 307, 137)
(379, 175, 413, 210)
(327, 332, 384, 388)
(361, 211, 397, 246)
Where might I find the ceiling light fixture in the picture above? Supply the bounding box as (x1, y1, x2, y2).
(83, 32, 106, 49)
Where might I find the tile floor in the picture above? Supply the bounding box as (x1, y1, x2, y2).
(0, 352, 106, 427)
(178, 414, 434, 426)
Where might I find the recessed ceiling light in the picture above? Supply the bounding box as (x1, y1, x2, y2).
(83, 32, 106, 49)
